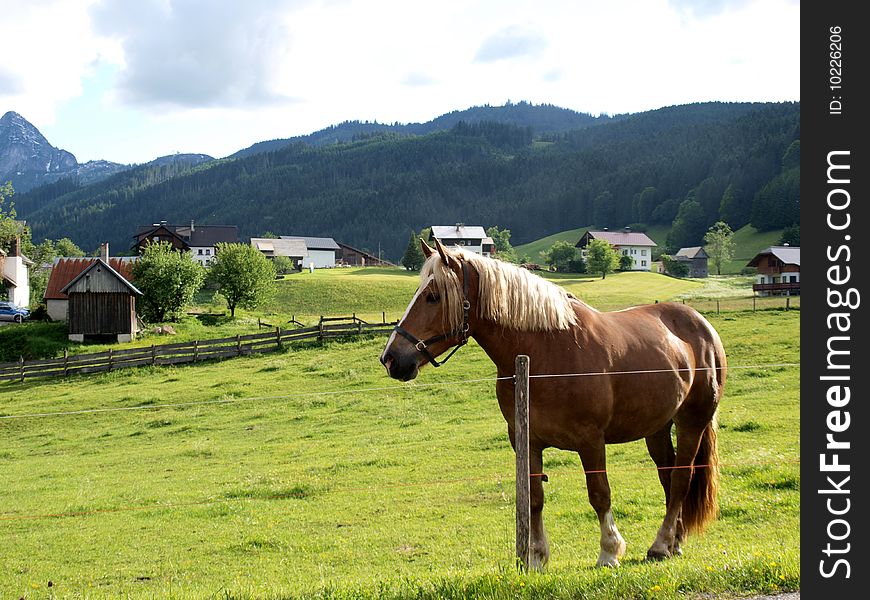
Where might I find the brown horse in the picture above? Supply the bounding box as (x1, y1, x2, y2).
(381, 239, 726, 568)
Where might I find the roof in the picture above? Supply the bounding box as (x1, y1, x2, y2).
(335, 241, 398, 266)
(60, 258, 142, 296)
(280, 236, 340, 251)
(675, 247, 708, 259)
(430, 225, 488, 241)
(251, 237, 308, 257)
(135, 224, 239, 247)
(44, 257, 137, 300)
(747, 246, 801, 267)
(577, 230, 657, 248)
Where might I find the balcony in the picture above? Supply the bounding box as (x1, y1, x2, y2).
(753, 282, 800, 294)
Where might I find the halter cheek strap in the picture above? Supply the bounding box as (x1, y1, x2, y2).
(393, 260, 471, 368)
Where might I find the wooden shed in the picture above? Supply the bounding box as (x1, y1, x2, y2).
(59, 259, 142, 342)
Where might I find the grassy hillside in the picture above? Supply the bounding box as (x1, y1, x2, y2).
(0, 310, 799, 599)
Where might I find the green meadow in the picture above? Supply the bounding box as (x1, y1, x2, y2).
(0, 269, 799, 599)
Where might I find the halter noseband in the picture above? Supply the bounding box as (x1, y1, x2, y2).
(393, 260, 471, 368)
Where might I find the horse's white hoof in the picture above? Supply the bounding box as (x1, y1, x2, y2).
(597, 552, 621, 567)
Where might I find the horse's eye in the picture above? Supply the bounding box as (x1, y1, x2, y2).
(426, 293, 440, 304)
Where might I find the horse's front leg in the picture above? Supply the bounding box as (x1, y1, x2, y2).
(578, 436, 626, 567)
(509, 428, 550, 570)
(529, 445, 550, 570)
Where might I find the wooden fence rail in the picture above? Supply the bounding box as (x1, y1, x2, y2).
(0, 315, 397, 384)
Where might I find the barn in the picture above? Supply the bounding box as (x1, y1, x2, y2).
(50, 252, 142, 342)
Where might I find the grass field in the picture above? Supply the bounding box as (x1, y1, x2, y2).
(0, 299, 799, 599)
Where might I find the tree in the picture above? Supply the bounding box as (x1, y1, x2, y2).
(55, 237, 85, 257)
(0, 181, 20, 253)
(486, 225, 518, 262)
(619, 254, 634, 271)
(703, 221, 736, 275)
(661, 255, 690, 278)
(401, 231, 425, 271)
(779, 224, 800, 247)
(133, 241, 206, 322)
(272, 255, 296, 275)
(208, 242, 276, 317)
(542, 240, 578, 272)
(666, 196, 707, 251)
(586, 239, 619, 279)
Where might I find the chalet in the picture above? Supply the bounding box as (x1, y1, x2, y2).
(747, 245, 800, 296)
(1, 237, 32, 308)
(132, 221, 238, 266)
(575, 228, 657, 271)
(280, 236, 340, 268)
(336, 242, 396, 267)
(43, 244, 137, 333)
(250, 237, 307, 269)
(673, 247, 709, 278)
(430, 224, 495, 257)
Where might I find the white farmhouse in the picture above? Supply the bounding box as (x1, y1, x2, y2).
(429, 224, 496, 257)
(280, 236, 340, 268)
(1, 237, 32, 308)
(576, 228, 657, 271)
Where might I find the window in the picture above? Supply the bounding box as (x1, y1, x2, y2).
(198, 249, 203, 255)
(622, 249, 628, 255)
(631, 249, 637, 255)
(205, 249, 211, 255)
(641, 260, 647, 267)
(641, 249, 647, 256)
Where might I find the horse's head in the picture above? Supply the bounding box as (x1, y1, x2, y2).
(380, 238, 471, 381)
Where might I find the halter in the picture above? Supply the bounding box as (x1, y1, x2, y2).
(393, 260, 471, 368)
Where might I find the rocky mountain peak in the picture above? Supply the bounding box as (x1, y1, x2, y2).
(1, 111, 78, 192)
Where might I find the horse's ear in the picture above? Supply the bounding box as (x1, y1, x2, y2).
(433, 237, 456, 268)
(420, 238, 435, 258)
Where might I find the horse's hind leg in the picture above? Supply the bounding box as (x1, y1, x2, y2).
(645, 422, 685, 556)
(646, 420, 706, 560)
(577, 435, 626, 567)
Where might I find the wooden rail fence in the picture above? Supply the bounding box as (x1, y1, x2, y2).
(0, 316, 397, 384)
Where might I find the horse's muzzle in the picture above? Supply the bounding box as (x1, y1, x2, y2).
(380, 350, 420, 381)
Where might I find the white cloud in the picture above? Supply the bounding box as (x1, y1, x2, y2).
(89, 0, 302, 110)
(474, 25, 549, 63)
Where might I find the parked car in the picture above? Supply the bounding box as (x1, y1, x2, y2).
(0, 301, 29, 323)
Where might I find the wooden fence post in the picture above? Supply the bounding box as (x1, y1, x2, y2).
(515, 354, 531, 571)
(108, 349, 113, 371)
(716, 299, 720, 315)
(19, 355, 25, 383)
(236, 334, 242, 356)
(753, 296, 756, 312)
(276, 326, 282, 349)
(193, 340, 199, 362)
(151, 344, 156, 365)
(786, 296, 790, 311)
(63, 349, 69, 377)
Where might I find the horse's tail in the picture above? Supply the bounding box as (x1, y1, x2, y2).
(682, 411, 720, 535)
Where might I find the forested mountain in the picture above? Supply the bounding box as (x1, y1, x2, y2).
(229, 101, 609, 159)
(17, 101, 799, 261)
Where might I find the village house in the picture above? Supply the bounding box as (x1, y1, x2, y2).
(250, 237, 308, 270)
(747, 245, 800, 296)
(429, 224, 496, 257)
(280, 236, 341, 268)
(1, 237, 32, 308)
(336, 241, 396, 267)
(575, 228, 657, 271)
(132, 221, 238, 266)
(673, 246, 709, 278)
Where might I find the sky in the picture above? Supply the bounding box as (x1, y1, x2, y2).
(1, 0, 800, 165)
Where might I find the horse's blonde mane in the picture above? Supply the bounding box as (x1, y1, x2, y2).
(419, 247, 580, 332)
